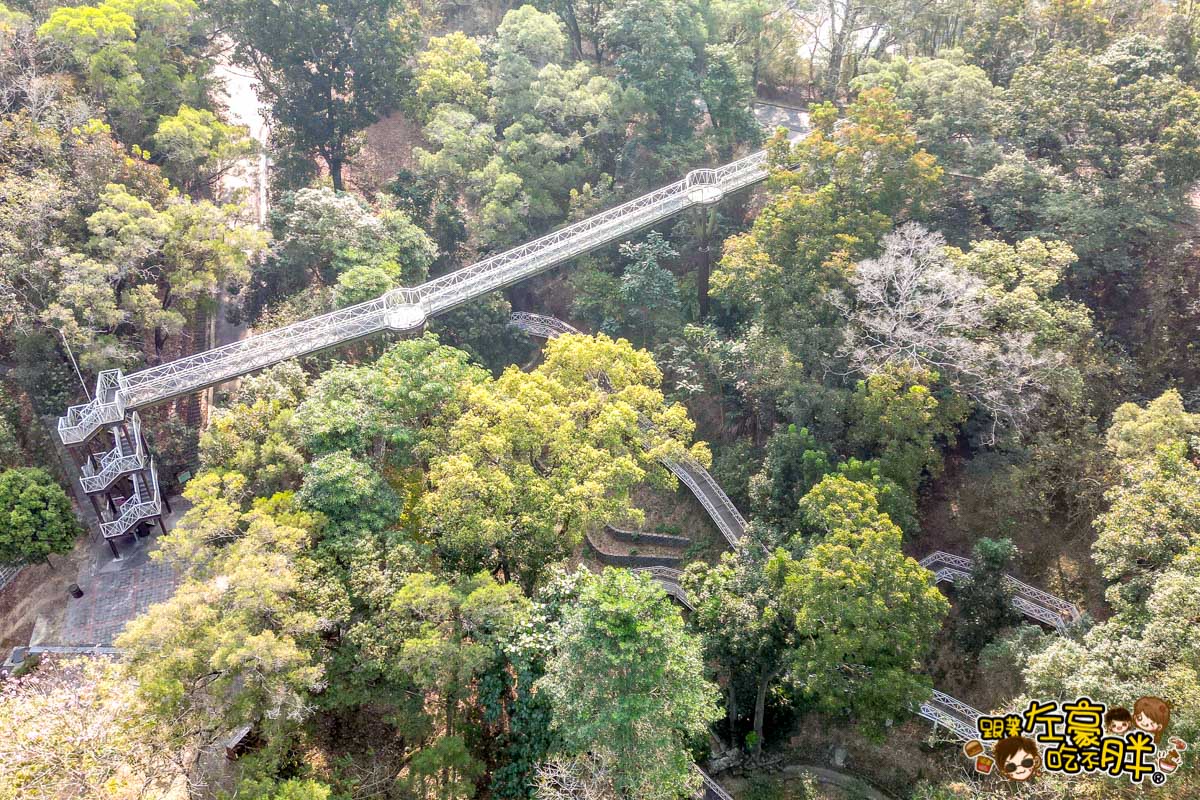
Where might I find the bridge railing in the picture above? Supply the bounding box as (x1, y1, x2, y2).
(58, 148, 780, 443)
(80, 412, 147, 494)
(917, 690, 984, 742)
(98, 460, 161, 540)
(919, 550, 1081, 631)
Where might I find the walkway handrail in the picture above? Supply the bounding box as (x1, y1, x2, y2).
(58, 147, 786, 444)
(98, 461, 161, 540)
(632, 566, 695, 611)
(694, 765, 734, 800)
(919, 550, 1081, 631)
(80, 412, 147, 494)
(917, 690, 984, 743)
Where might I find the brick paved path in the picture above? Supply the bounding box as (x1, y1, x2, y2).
(61, 498, 188, 646)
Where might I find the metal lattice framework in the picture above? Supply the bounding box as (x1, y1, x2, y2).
(917, 690, 985, 743)
(98, 460, 161, 540)
(508, 312, 747, 548)
(80, 412, 147, 494)
(919, 550, 1081, 632)
(58, 150, 778, 445)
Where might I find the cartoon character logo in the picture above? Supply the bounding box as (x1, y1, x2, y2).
(1133, 696, 1171, 745)
(1106, 706, 1133, 735)
(995, 736, 1041, 782)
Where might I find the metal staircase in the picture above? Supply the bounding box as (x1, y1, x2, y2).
(80, 412, 148, 494)
(98, 460, 163, 543)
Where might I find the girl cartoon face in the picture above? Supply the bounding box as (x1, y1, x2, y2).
(1106, 707, 1133, 735)
(995, 736, 1040, 782)
(1133, 696, 1170, 742)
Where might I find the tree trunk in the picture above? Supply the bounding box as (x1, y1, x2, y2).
(697, 208, 715, 319)
(753, 664, 781, 755)
(329, 157, 345, 192)
(727, 676, 738, 741)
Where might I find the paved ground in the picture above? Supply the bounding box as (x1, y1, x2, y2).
(60, 497, 189, 646)
(753, 102, 810, 138)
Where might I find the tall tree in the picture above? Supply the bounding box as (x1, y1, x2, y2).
(211, 0, 421, 189)
(0, 467, 79, 562)
(538, 568, 720, 800)
(713, 90, 942, 372)
(683, 549, 793, 753)
(422, 333, 706, 592)
(119, 494, 334, 762)
(954, 537, 1022, 655)
(773, 475, 949, 737)
(0, 657, 184, 798)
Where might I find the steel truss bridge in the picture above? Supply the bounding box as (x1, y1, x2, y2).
(58, 151, 775, 447)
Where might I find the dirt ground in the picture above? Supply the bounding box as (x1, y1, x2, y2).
(911, 451, 1107, 617)
(0, 536, 88, 654)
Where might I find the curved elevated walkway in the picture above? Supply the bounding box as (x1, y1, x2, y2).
(632, 566, 695, 612)
(919, 550, 1081, 632)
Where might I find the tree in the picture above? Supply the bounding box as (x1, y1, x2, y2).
(748, 423, 832, 534)
(0, 657, 184, 799)
(0, 467, 79, 562)
(411, 32, 488, 121)
(199, 397, 305, 497)
(1105, 389, 1199, 465)
(298, 450, 401, 539)
(848, 364, 965, 493)
(772, 476, 949, 737)
(1093, 440, 1200, 614)
(1021, 400, 1200, 750)
(350, 571, 530, 799)
(151, 105, 256, 195)
(836, 224, 1074, 434)
(713, 91, 942, 371)
(985, 42, 1200, 281)
(600, 0, 706, 164)
(852, 52, 1002, 176)
(700, 43, 760, 157)
(954, 537, 1022, 655)
(38, 0, 209, 144)
(616, 231, 682, 347)
(683, 549, 794, 753)
(538, 568, 720, 800)
(119, 500, 333, 761)
(253, 188, 434, 316)
(83, 182, 266, 363)
(422, 334, 705, 592)
(211, 0, 421, 189)
(292, 334, 486, 466)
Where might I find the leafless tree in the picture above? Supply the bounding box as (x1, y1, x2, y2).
(832, 223, 1063, 439)
(535, 753, 621, 800)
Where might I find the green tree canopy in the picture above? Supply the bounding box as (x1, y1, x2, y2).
(954, 537, 1022, 655)
(538, 568, 720, 800)
(422, 333, 706, 591)
(773, 475, 949, 737)
(211, 0, 421, 189)
(0, 467, 79, 562)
